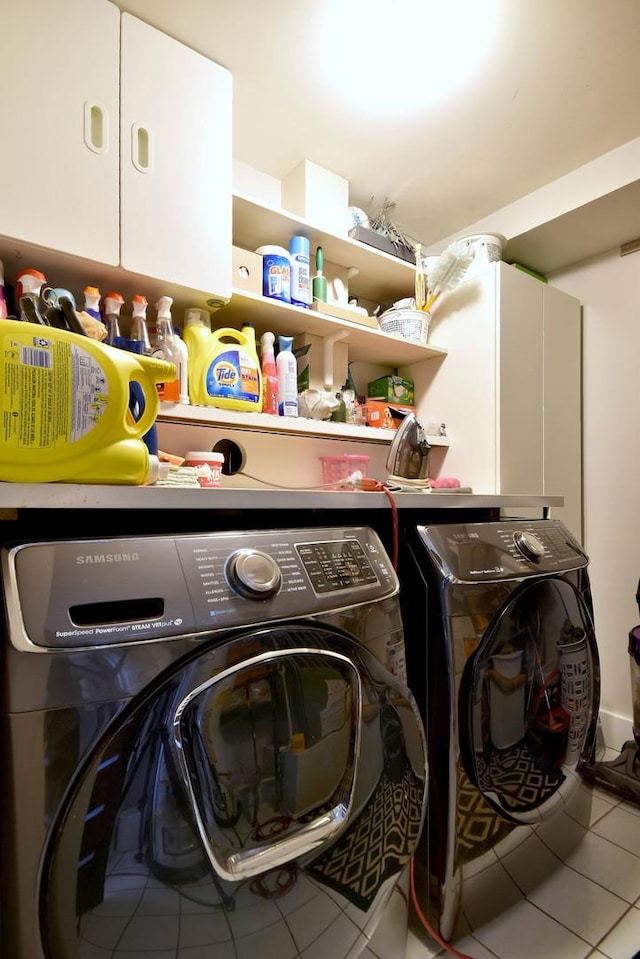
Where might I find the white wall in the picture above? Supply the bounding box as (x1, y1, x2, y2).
(550, 247, 640, 743)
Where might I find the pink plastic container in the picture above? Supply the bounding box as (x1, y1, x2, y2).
(320, 454, 370, 489)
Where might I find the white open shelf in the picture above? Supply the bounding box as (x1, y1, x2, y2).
(158, 403, 450, 447)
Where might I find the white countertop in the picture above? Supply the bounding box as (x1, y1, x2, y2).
(0, 483, 562, 512)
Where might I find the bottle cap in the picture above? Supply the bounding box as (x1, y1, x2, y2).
(289, 234, 310, 256)
(155, 295, 173, 319)
(184, 307, 211, 327)
(16, 268, 47, 296)
(104, 292, 124, 315)
(132, 295, 148, 316)
(145, 454, 160, 485)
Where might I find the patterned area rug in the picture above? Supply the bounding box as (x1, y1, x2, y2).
(455, 764, 513, 865)
(477, 741, 565, 812)
(308, 765, 425, 910)
(456, 744, 565, 865)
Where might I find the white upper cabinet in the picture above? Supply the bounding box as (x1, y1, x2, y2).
(409, 262, 582, 535)
(1, 0, 120, 264)
(1, 1, 232, 302)
(120, 13, 232, 298)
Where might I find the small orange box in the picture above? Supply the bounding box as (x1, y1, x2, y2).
(364, 402, 416, 429)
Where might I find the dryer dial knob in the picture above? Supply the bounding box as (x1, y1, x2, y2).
(225, 549, 282, 599)
(513, 530, 546, 562)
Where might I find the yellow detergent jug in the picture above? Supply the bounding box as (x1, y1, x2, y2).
(183, 311, 262, 411)
(0, 320, 175, 485)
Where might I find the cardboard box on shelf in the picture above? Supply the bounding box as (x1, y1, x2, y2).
(281, 160, 349, 236)
(364, 401, 416, 430)
(310, 300, 379, 329)
(367, 374, 415, 405)
(232, 246, 263, 295)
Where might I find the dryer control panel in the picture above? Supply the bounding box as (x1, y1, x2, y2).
(417, 518, 588, 583)
(3, 526, 397, 650)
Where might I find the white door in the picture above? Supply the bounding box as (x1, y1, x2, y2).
(120, 14, 232, 301)
(0, 0, 120, 263)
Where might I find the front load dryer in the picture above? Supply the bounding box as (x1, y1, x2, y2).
(0, 526, 426, 959)
(399, 518, 600, 940)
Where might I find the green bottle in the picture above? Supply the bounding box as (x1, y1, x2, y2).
(312, 246, 328, 303)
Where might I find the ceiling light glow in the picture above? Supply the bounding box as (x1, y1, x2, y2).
(316, 0, 501, 115)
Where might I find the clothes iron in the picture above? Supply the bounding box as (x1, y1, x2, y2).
(385, 411, 431, 491)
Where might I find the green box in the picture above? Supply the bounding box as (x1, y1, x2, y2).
(367, 375, 415, 405)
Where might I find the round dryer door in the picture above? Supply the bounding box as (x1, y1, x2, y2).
(40, 624, 426, 959)
(458, 577, 599, 823)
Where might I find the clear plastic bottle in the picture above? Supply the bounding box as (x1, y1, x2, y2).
(103, 292, 126, 349)
(153, 296, 181, 402)
(130, 295, 151, 354)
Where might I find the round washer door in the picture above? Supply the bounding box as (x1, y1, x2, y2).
(40, 624, 426, 959)
(459, 577, 599, 823)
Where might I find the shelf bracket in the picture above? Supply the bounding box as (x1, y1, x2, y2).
(322, 330, 349, 391)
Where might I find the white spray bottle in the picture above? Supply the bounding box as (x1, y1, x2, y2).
(276, 334, 298, 417)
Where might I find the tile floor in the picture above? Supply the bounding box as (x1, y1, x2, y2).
(74, 749, 639, 959)
(379, 747, 640, 959)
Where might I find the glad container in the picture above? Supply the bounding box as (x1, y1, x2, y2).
(256, 244, 291, 303)
(0, 320, 175, 485)
(184, 451, 224, 487)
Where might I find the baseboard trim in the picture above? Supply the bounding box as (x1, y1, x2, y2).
(599, 709, 634, 749)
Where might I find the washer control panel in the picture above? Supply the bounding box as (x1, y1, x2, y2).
(295, 540, 380, 594)
(5, 526, 397, 650)
(417, 518, 588, 582)
(225, 549, 283, 600)
(513, 530, 546, 562)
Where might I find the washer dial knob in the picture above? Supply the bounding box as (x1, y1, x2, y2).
(513, 530, 546, 562)
(225, 549, 282, 599)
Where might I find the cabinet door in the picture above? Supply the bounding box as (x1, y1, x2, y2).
(498, 264, 544, 494)
(412, 268, 499, 491)
(0, 0, 119, 263)
(120, 14, 232, 300)
(543, 285, 582, 537)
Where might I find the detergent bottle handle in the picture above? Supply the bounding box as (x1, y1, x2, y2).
(126, 374, 160, 436)
(211, 328, 246, 345)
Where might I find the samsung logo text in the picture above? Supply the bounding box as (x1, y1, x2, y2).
(76, 552, 141, 565)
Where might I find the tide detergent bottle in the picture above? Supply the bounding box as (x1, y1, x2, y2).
(0, 320, 175, 484)
(183, 309, 262, 411)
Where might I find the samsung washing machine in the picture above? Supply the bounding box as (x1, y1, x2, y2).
(0, 525, 426, 959)
(399, 518, 600, 940)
